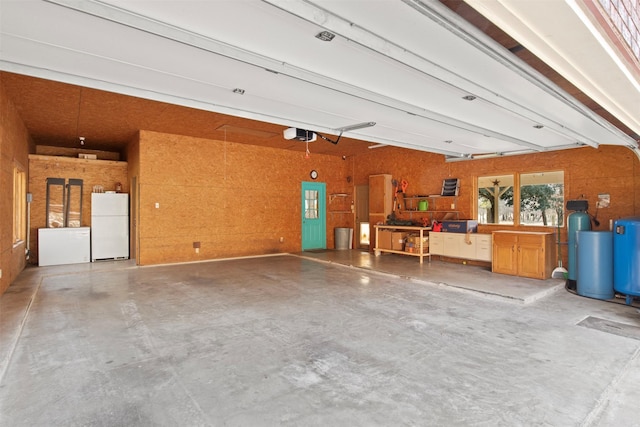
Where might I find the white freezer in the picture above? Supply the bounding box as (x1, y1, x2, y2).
(38, 227, 91, 266)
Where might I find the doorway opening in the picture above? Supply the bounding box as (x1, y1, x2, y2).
(355, 184, 370, 249)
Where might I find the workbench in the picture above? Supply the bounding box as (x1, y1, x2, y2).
(374, 224, 432, 263)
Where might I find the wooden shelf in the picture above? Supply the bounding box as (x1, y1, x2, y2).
(403, 209, 458, 213)
(399, 195, 459, 220)
(329, 193, 349, 203)
(329, 192, 352, 217)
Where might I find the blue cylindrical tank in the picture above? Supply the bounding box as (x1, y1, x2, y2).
(576, 231, 614, 300)
(613, 217, 640, 305)
(568, 211, 591, 284)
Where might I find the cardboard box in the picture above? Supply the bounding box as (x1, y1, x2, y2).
(406, 235, 429, 246)
(377, 229, 393, 249)
(406, 235, 429, 253)
(392, 232, 408, 251)
(405, 242, 428, 254)
(441, 220, 478, 233)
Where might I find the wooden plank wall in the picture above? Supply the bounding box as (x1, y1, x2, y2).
(28, 155, 128, 265)
(0, 76, 31, 295)
(136, 130, 353, 265)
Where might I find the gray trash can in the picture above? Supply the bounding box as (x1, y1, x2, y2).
(334, 227, 353, 250)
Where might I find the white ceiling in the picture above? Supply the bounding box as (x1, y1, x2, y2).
(1, 0, 638, 159)
(466, 0, 640, 141)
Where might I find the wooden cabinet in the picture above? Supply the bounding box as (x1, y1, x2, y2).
(428, 232, 492, 261)
(369, 174, 393, 250)
(369, 174, 393, 217)
(492, 231, 555, 279)
(492, 233, 518, 275)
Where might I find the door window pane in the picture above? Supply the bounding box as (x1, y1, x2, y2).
(519, 171, 564, 226)
(305, 190, 318, 219)
(478, 175, 514, 224)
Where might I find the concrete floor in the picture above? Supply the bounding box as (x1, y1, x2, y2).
(1, 251, 639, 426)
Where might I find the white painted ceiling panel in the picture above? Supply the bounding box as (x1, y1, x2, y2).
(0, 0, 637, 158)
(465, 0, 640, 139)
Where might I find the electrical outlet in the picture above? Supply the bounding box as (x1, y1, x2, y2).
(451, 203, 455, 209)
(279, 237, 284, 243)
(0, 269, 2, 279)
(155, 202, 160, 209)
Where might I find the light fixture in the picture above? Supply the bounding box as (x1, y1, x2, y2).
(315, 31, 335, 42)
(337, 122, 376, 132)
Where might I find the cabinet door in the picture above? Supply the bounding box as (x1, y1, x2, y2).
(369, 174, 392, 215)
(475, 234, 492, 261)
(517, 235, 546, 279)
(492, 233, 518, 275)
(429, 232, 444, 255)
(458, 234, 476, 259)
(443, 233, 460, 257)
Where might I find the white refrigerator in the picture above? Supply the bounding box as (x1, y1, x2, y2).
(91, 193, 129, 261)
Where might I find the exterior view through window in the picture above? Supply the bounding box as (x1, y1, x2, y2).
(477, 171, 564, 226)
(478, 174, 514, 225)
(519, 171, 564, 226)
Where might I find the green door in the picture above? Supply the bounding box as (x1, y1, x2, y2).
(301, 182, 326, 250)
